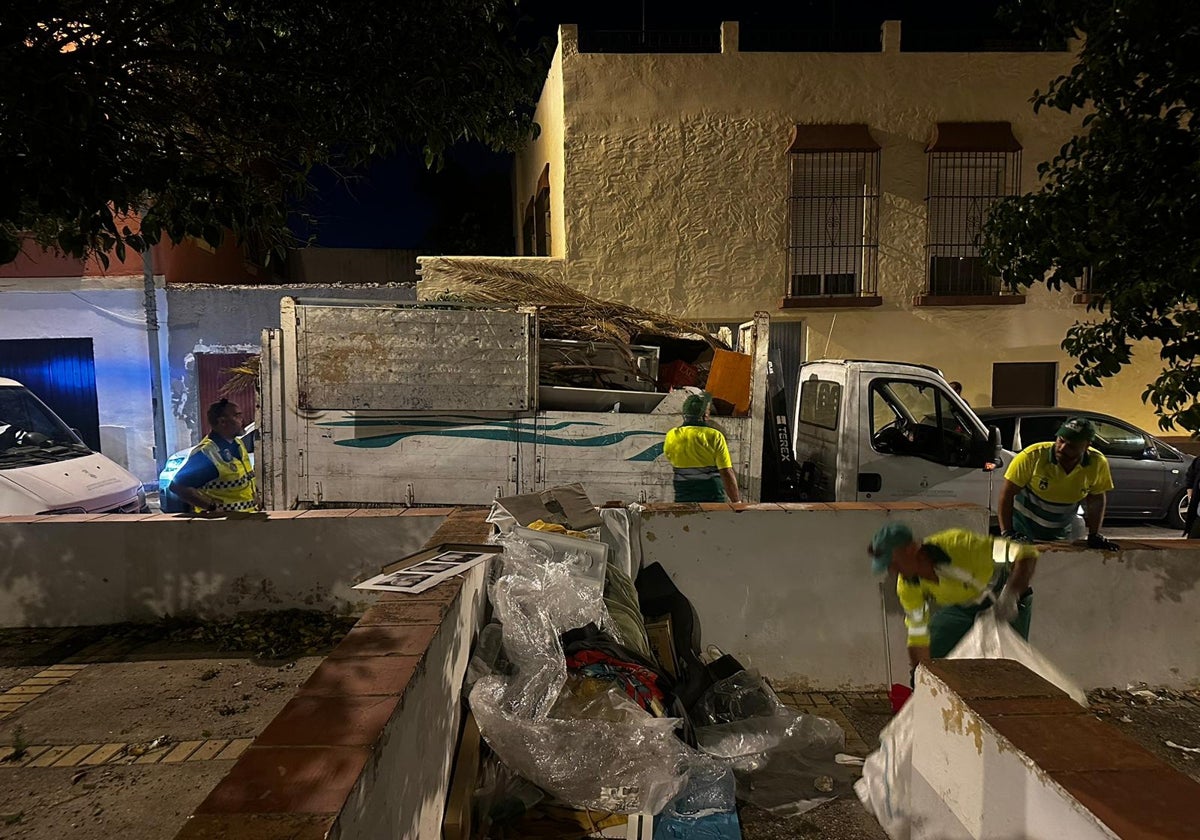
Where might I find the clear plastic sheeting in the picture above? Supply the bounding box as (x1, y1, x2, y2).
(697, 711, 853, 818)
(484, 529, 611, 718)
(472, 676, 703, 814)
(470, 527, 708, 814)
(693, 670, 853, 818)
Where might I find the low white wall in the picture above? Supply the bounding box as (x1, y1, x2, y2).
(1029, 542, 1200, 688)
(334, 565, 488, 840)
(910, 667, 1115, 840)
(637, 505, 1200, 688)
(0, 511, 445, 627)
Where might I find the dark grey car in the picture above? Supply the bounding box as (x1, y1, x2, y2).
(975, 407, 1193, 529)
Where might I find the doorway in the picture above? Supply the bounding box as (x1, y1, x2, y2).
(991, 362, 1057, 407)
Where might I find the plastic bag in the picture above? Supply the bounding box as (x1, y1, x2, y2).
(855, 609, 1088, 839)
(471, 528, 710, 814)
(693, 669, 788, 726)
(653, 766, 741, 839)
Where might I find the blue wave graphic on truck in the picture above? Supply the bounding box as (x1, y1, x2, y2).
(318, 416, 665, 461)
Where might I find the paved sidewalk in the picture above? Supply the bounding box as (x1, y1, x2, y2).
(777, 689, 892, 756)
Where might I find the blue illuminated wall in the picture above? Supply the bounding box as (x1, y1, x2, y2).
(0, 337, 101, 451)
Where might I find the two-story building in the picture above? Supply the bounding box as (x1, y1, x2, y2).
(422, 20, 1167, 438)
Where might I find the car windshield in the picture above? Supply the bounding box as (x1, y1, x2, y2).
(0, 386, 90, 467)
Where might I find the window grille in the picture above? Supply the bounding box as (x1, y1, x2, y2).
(925, 150, 1021, 296)
(787, 150, 880, 298)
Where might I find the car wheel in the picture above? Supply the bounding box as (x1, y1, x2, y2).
(1164, 488, 1188, 531)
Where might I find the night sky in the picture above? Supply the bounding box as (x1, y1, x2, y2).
(293, 0, 1009, 253)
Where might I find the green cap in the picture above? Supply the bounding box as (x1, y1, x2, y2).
(682, 392, 713, 420)
(869, 522, 914, 574)
(1056, 417, 1097, 443)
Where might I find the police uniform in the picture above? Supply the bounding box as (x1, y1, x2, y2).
(172, 433, 257, 512)
(1005, 441, 1114, 541)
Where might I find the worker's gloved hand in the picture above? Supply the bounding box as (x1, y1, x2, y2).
(992, 587, 1020, 624)
(1087, 533, 1120, 551)
(1000, 529, 1034, 544)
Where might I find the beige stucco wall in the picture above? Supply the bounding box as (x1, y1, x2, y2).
(512, 30, 567, 257)
(530, 23, 1167, 430)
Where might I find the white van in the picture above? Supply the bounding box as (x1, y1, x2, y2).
(0, 378, 146, 515)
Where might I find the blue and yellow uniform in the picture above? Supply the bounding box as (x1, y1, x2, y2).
(664, 422, 733, 503)
(897, 528, 1036, 657)
(1005, 441, 1113, 541)
(172, 434, 257, 512)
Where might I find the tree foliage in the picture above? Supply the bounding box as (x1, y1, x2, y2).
(982, 0, 1200, 433)
(0, 1, 546, 267)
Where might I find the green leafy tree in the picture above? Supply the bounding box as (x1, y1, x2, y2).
(982, 0, 1200, 433)
(0, 1, 545, 266)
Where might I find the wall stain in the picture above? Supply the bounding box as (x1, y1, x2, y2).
(941, 694, 984, 755)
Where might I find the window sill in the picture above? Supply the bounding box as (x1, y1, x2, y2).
(781, 295, 883, 309)
(913, 294, 1026, 307)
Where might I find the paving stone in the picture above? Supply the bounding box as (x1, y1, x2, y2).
(29, 745, 74, 767)
(187, 739, 231, 762)
(79, 743, 126, 765)
(52, 744, 103, 766)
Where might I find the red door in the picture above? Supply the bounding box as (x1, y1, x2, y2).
(196, 352, 256, 430)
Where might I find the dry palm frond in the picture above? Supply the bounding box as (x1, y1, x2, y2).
(220, 358, 261, 397)
(420, 257, 722, 347)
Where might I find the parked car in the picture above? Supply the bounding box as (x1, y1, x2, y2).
(0, 378, 147, 515)
(974, 407, 1192, 529)
(157, 423, 256, 513)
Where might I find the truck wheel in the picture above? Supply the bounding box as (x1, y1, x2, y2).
(1164, 489, 1188, 531)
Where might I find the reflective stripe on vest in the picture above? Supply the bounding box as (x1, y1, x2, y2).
(194, 436, 256, 513)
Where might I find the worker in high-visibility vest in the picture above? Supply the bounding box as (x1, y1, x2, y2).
(169, 398, 258, 513)
(869, 522, 1037, 677)
(663, 391, 741, 503)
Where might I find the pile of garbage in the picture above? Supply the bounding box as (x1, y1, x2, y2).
(463, 487, 857, 838)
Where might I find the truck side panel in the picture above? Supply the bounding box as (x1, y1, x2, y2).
(535, 412, 756, 504)
(297, 411, 521, 506)
(294, 305, 535, 412)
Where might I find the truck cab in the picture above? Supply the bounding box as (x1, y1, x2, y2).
(0, 378, 147, 515)
(792, 361, 1002, 509)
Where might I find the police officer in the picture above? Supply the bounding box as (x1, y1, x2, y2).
(169, 398, 257, 513)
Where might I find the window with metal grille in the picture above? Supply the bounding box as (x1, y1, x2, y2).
(925, 148, 1021, 296)
(787, 148, 880, 298)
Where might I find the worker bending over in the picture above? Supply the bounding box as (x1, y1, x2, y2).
(870, 522, 1037, 677)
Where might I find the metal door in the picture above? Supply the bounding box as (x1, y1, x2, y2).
(0, 338, 100, 451)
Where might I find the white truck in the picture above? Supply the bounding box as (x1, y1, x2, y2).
(0, 378, 147, 515)
(258, 299, 770, 509)
(792, 360, 1004, 510)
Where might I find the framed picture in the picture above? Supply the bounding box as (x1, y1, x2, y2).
(354, 543, 502, 594)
